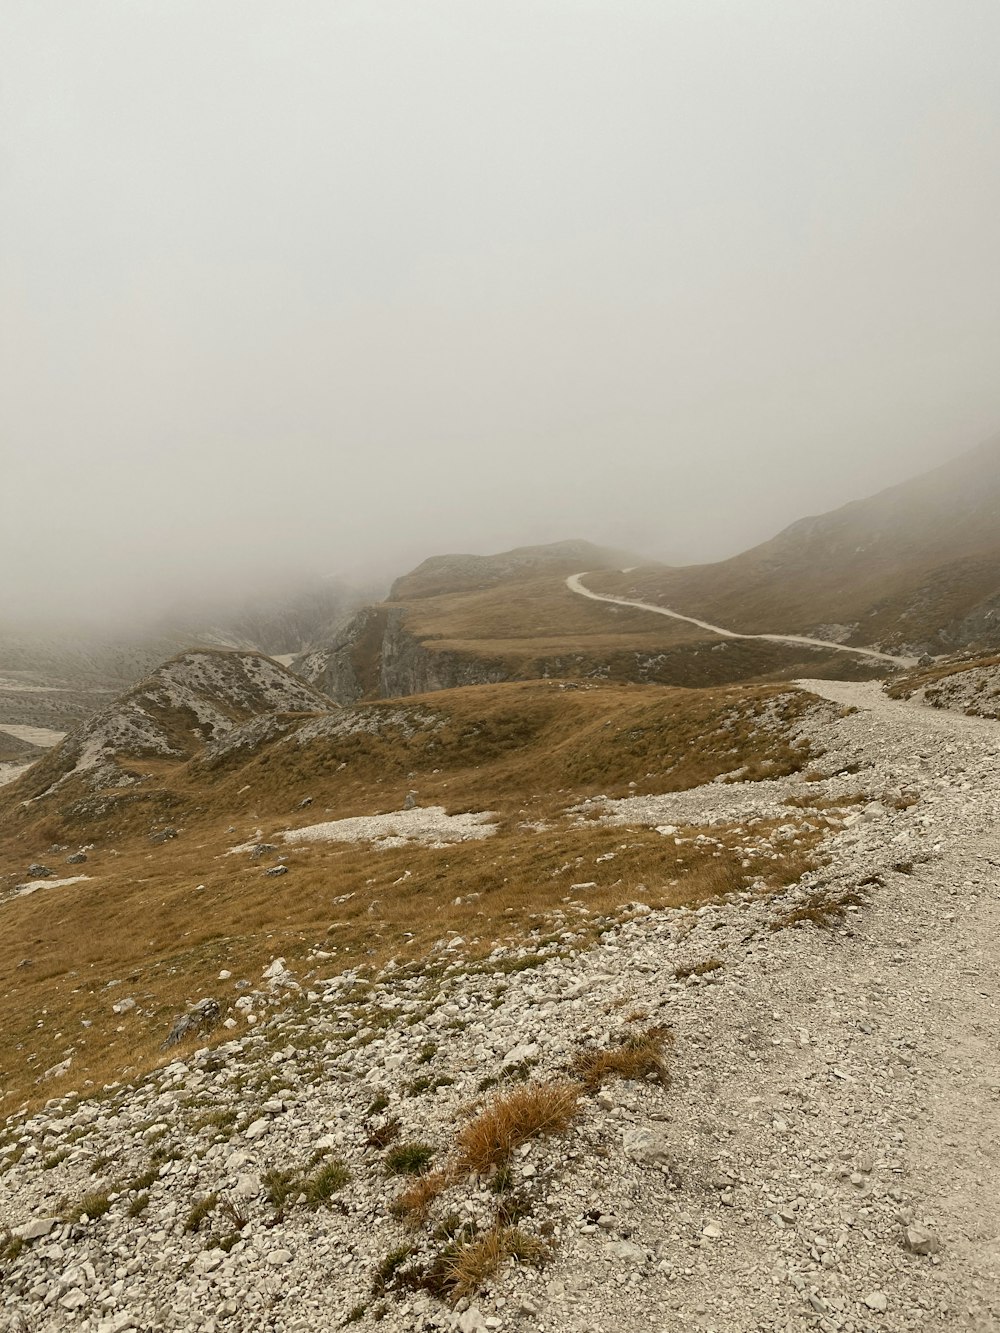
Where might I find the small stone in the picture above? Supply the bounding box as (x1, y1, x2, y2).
(245, 1118, 269, 1141)
(15, 1217, 58, 1241)
(904, 1223, 941, 1255)
(607, 1240, 645, 1264)
(267, 1248, 293, 1266)
(622, 1126, 670, 1164)
(456, 1308, 487, 1333)
(864, 1290, 888, 1312)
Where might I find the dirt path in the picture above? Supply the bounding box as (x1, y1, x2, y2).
(538, 678, 1000, 1332)
(566, 571, 915, 667)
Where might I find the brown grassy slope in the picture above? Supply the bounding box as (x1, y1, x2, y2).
(588, 434, 1000, 650)
(0, 679, 826, 1114)
(328, 567, 886, 702)
(388, 539, 632, 601)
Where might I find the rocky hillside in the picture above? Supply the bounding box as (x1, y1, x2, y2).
(886, 653, 1000, 719)
(10, 650, 335, 805)
(0, 578, 363, 743)
(1, 679, 997, 1332)
(588, 434, 1000, 655)
(297, 542, 885, 704)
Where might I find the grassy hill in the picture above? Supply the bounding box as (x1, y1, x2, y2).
(0, 672, 834, 1114)
(298, 540, 886, 703)
(587, 434, 1000, 654)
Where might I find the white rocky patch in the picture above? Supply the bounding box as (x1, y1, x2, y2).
(235, 806, 499, 852)
(0, 761, 32, 788)
(0, 722, 66, 747)
(10, 874, 91, 898)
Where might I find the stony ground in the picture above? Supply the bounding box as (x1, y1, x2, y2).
(1, 679, 997, 1333)
(910, 662, 1000, 721)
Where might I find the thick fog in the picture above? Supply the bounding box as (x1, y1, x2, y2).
(3, 1, 999, 623)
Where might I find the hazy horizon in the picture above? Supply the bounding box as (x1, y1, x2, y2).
(3, 2, 1000, 625)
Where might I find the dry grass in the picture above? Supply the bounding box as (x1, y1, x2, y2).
(0, 678, 826, 1114)
(673, 958, 724, 981)
(585, 441, 1000, 652)
(431, 1224, 549, 1301)
(389, 1169, 453, 1227)
(570, 1025, 673, 1091)
(454, 1080, 581, 1176)
(768, 886, 865, 932)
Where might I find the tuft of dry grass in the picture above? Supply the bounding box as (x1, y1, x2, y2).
(673, 958, 724, 981)
(769, 886, 865, 932)
(365, 1115, 402, 1150)
(570, 1025, 673, 1091)
(432, 1224, 549, 1301)
(455, 1080, 581, 1176)
(389, 1168, 453, 1227)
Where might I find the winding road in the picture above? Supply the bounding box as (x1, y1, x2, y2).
(566, 571, 916, 668)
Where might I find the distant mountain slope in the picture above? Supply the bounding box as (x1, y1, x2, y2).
(297, 539, 886, 703)
(0, 578, 364, 738)
(13, 650, 335, 802)
(389, 539, 632, 600)
(588, 435, 1000, 654)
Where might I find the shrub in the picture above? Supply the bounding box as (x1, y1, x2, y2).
(184, 1193, 219, 1233)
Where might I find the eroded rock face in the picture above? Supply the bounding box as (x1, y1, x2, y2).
(297, 607, 511, 704)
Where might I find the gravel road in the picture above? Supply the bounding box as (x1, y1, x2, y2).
(566, 572, 915, 667)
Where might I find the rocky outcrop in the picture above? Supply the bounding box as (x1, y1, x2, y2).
(377, 610, 511, 697)
(297, 608, 514, 703)
(295, 607, 391, 704)
(7, 651, 336, 801)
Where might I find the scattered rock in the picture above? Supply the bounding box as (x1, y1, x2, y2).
(161, 997, 220, 1049)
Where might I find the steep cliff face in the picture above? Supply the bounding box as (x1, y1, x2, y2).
(296, 608, 513, 703)
(298, 603, 881, 704)
(295, 607, 390, 703)
(378, 609, 512, 696)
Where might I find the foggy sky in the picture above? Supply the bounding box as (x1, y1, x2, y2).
(3, 1, 1000, 623)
